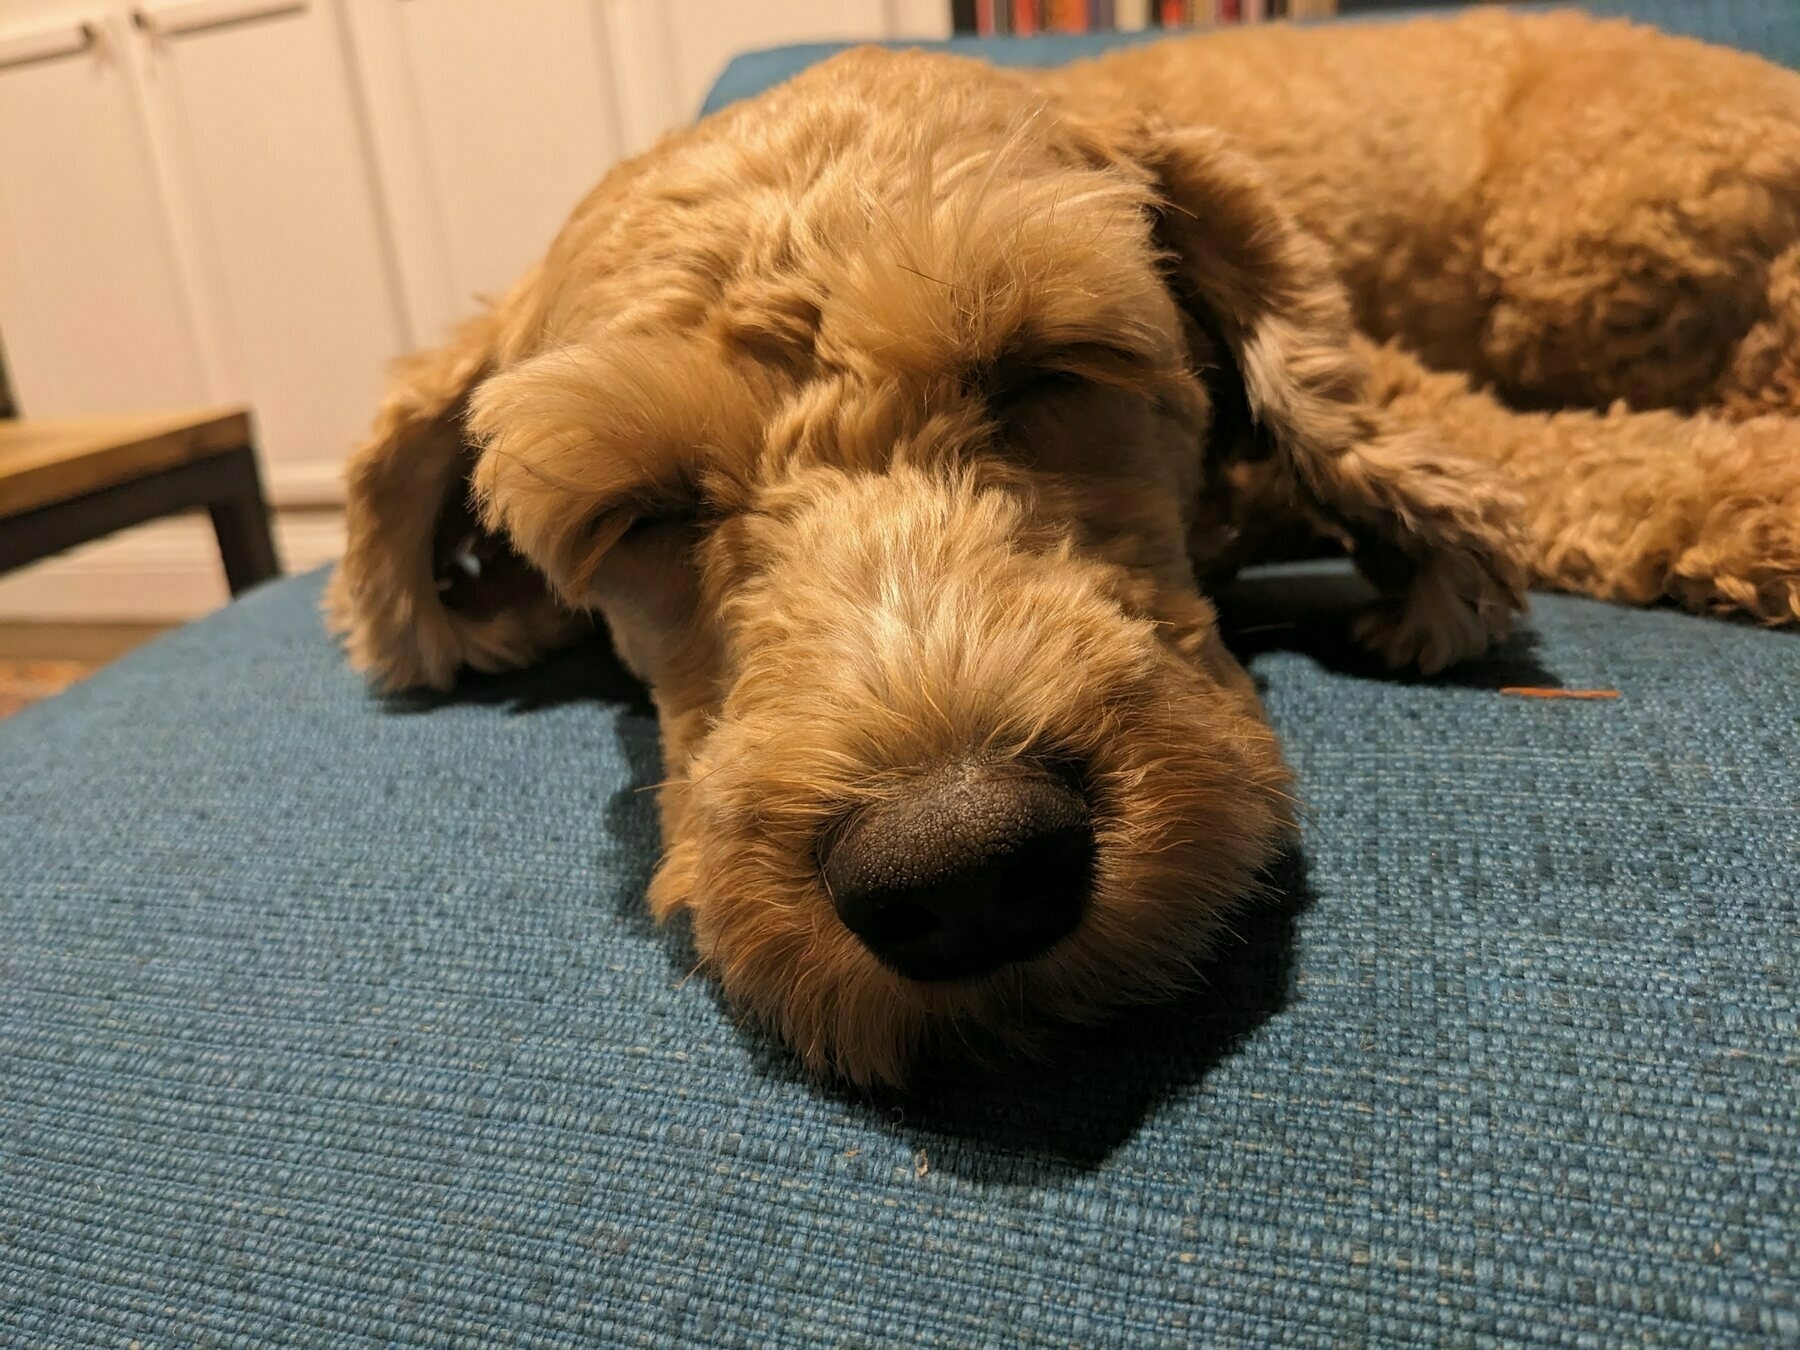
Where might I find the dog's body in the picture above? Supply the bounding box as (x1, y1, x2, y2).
(331, 10, 1800, 1086)
(1052, 10, 1800, 618)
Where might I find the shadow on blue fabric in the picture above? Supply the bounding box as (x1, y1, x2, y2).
(1217, 563, 1566, 691)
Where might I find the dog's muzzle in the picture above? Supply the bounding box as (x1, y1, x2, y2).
(820, 760, 1094, 981)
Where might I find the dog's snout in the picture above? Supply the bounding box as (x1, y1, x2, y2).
(822, 761, 1093, 981)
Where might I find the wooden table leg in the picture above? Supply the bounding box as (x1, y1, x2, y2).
(205, 446, 280, 595)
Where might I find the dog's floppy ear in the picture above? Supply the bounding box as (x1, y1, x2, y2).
(327, 266, 583, 692)
(1107, 120, 1529, 671)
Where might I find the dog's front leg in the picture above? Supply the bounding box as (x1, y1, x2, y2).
(1113, 120, 1530, 673)
(1362, 337, 1800, 627)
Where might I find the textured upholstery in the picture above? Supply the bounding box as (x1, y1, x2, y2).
(6, 6, 1799, 1341)
(5, 568, 1794, 1343)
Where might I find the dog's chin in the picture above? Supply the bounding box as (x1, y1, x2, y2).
(647, 645, 1296, 1091)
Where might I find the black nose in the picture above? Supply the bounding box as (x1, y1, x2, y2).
(822, 761, 1094, 981)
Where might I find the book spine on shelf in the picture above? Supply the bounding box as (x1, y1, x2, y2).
(957, 0, 1299, 32)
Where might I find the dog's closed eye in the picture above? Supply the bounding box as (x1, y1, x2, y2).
(977, 340, 1153, 439)
(570, 502, 698, 584)
(978, 341, 1160, 457)
(982, 340, 1152, 406)
(617, 509, 698, 547)
(987, 365, 1089, 416)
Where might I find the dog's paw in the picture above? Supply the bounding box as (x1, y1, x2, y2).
(1331, 426, 1531, 674)
(1352, 554, 1520, 675)
(1665, 418, 1800, 626)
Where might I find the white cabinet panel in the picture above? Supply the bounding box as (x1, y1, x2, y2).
(599, 0, 941, 164)
(135, 0, 408, 491)
(0, 12, 211, 416)
(347, 0, 945, 335)
(394, 0, 622, 312)
(662, 0, 894, 121)
(886, 0, 954, 39)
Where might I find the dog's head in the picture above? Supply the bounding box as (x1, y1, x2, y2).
(332, 48, 1517, 1086)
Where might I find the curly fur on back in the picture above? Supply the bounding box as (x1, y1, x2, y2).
(1054, 10, 1800, 621)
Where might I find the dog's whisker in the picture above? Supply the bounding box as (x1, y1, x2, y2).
(893, 261, 957, 291)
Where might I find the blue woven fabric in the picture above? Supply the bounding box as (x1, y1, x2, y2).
(3, 566, 1795, 1344)
(699, 1, 1800, 115)
(6, 4, 1800, 1340)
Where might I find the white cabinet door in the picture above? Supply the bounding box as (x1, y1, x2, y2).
(603, 0, 951, 155)
(342, 0, 947, 347)
(132, 0, 410, 504)
(657, 0, 940, 128)
(342, 0, 626, 342)
(0, 9, 212, 417)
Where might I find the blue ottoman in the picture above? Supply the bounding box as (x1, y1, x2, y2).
(5, 8, 1798, 1343)
(5, 565, 1794, 1343)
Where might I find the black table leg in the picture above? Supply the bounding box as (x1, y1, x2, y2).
(206, 447, 280, 595)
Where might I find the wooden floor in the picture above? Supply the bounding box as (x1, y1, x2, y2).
(0, 621, 170, 662)
(0, 623, 170, 718)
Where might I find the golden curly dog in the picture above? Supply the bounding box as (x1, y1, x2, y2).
(330, 9, 1800, 1087)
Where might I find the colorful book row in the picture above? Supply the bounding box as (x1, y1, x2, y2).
(953, 0, 1337, 33)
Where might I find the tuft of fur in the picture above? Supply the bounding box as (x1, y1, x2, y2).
(332, 11, 1799, 1086)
